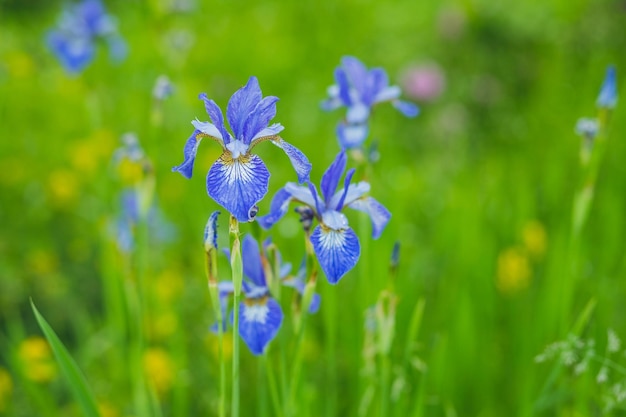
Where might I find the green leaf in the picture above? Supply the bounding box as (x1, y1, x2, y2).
(31, 300, 100, 417)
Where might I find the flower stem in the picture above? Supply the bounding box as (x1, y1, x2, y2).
(229, 216, 243, 417)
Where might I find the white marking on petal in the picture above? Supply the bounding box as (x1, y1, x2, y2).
(243, 302, 269, 324)
(321, 210, 349, 231)
(225, 140, 249, 159)
(220, 158, 256, 185)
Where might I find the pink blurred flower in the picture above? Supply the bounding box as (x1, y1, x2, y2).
(401, 63, 446, 102)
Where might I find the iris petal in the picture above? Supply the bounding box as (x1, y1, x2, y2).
(334, 67, 352, 106)
(310, 225, 360, 284)
(172, 129, 202, 179)
(243, 96, 279, 143)
(367, 68, 390, 104)
(373, 85, 401, 103)
(284, 183, 317, 208)
(257, 188, 293, 230)
(341, 56, 368, 99)
(329, 181, 370, 209)
(199, 94, 231, 143)
(227, 77, 262, 141)
(320, 151, 346, 203)
(237, 297, 283, 355)
(597, 66, 617, 109)
(206, 153, 270, 222)
(270, 138, 312, 183)
(47, 31, 95, 74)
(337, 122, 369, 149)
(348, 196, 391, 239)
(242, 235, 266, 287)
(251, 123, 285, 142)
(392, 100, 420, 118)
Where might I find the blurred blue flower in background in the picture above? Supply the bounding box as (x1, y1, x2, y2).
(46, 0, 127, 74)
(172, 76, 312, 222)
(321, 56, 419, 149)
(258, 151, 391, 284)
(597, 66, 617, 109)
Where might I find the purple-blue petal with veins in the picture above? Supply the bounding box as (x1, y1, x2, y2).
(320, 151, 346, 204)
(284, 183, 317, 209)
(348, 196, 391, 239)
(329, 181, 370, 209)
(310, 225, 360, 284)
(199, 94, 231, 143)
(206, 153, 270, 222)
(172, 129, 202, 179)
(243, 96, 279, 144)
(242, 235, 266, 288)
(257, 188, 293, 230)
(227, 77, 262, 141)
(237, 297, 283, 355)
(269, 138, 312, 183)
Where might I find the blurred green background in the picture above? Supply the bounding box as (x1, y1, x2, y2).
(1, 0, 626, 416)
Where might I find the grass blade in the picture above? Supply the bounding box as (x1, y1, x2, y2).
(31, 299, 100, 417)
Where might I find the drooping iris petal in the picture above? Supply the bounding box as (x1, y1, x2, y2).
(206, 153, 270, 222)
(269, 138, 312, 183)
(346, 103, 370, 124)
(243, 96, 279, 143)
(199, 94, 230, 143)
(597, 66, 617, 109)
(392, 100, 420, 118)
(348, 196, 391, 239)
(337, 122, 369, 149)
(320, 151, 346, 203)
(257, 188, 293, 229)
(310, 225, 360, 284)
(227, 77, 263, 140)
(242, 235, 266, 287)
(237, 297, 283, 355)
(172, 130, 202, 179)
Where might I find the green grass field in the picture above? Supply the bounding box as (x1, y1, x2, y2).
(1, 0, 626, 416)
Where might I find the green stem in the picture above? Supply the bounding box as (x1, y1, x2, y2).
(265, 354, 285, 417)
(229, 216, 243, 417)
(379, 354, 391, 417)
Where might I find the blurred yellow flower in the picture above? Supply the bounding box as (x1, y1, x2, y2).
(6, 51, 35, 78)
(97, 401, 119, 417)
(0, 367, 13, 412)
(496, 247, 531, 294)
(26, 249, 59, 276)
(18, 337, 57, 383)
(48, 169, 79, 206)
(154, 270, 184, 303)
(143, 348, 174, 395)
(206, 332, 233, 361)
(522, 220, 547, 260)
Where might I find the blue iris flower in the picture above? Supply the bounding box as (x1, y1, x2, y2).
(321, 56, 419, 149)
(258, 151, 391, 284)
(210, 235, 320, 355)
(597, 66, 617, 109)
(46, 0, 127, 74)
(172, 76, 312, 222)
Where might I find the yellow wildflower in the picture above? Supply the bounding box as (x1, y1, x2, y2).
(0, 367, 13, 412)
(143, 348, 174, 395)
(496, 247, 531, 294)
(18, 337, 57, 383)
(522, 220, 547, 260)
(48, 169, 79, 206)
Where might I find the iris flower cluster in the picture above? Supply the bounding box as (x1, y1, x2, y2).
(174, 65, 400, 354)
(46, 0, 127, 74)
(321, 56, 419, 149)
